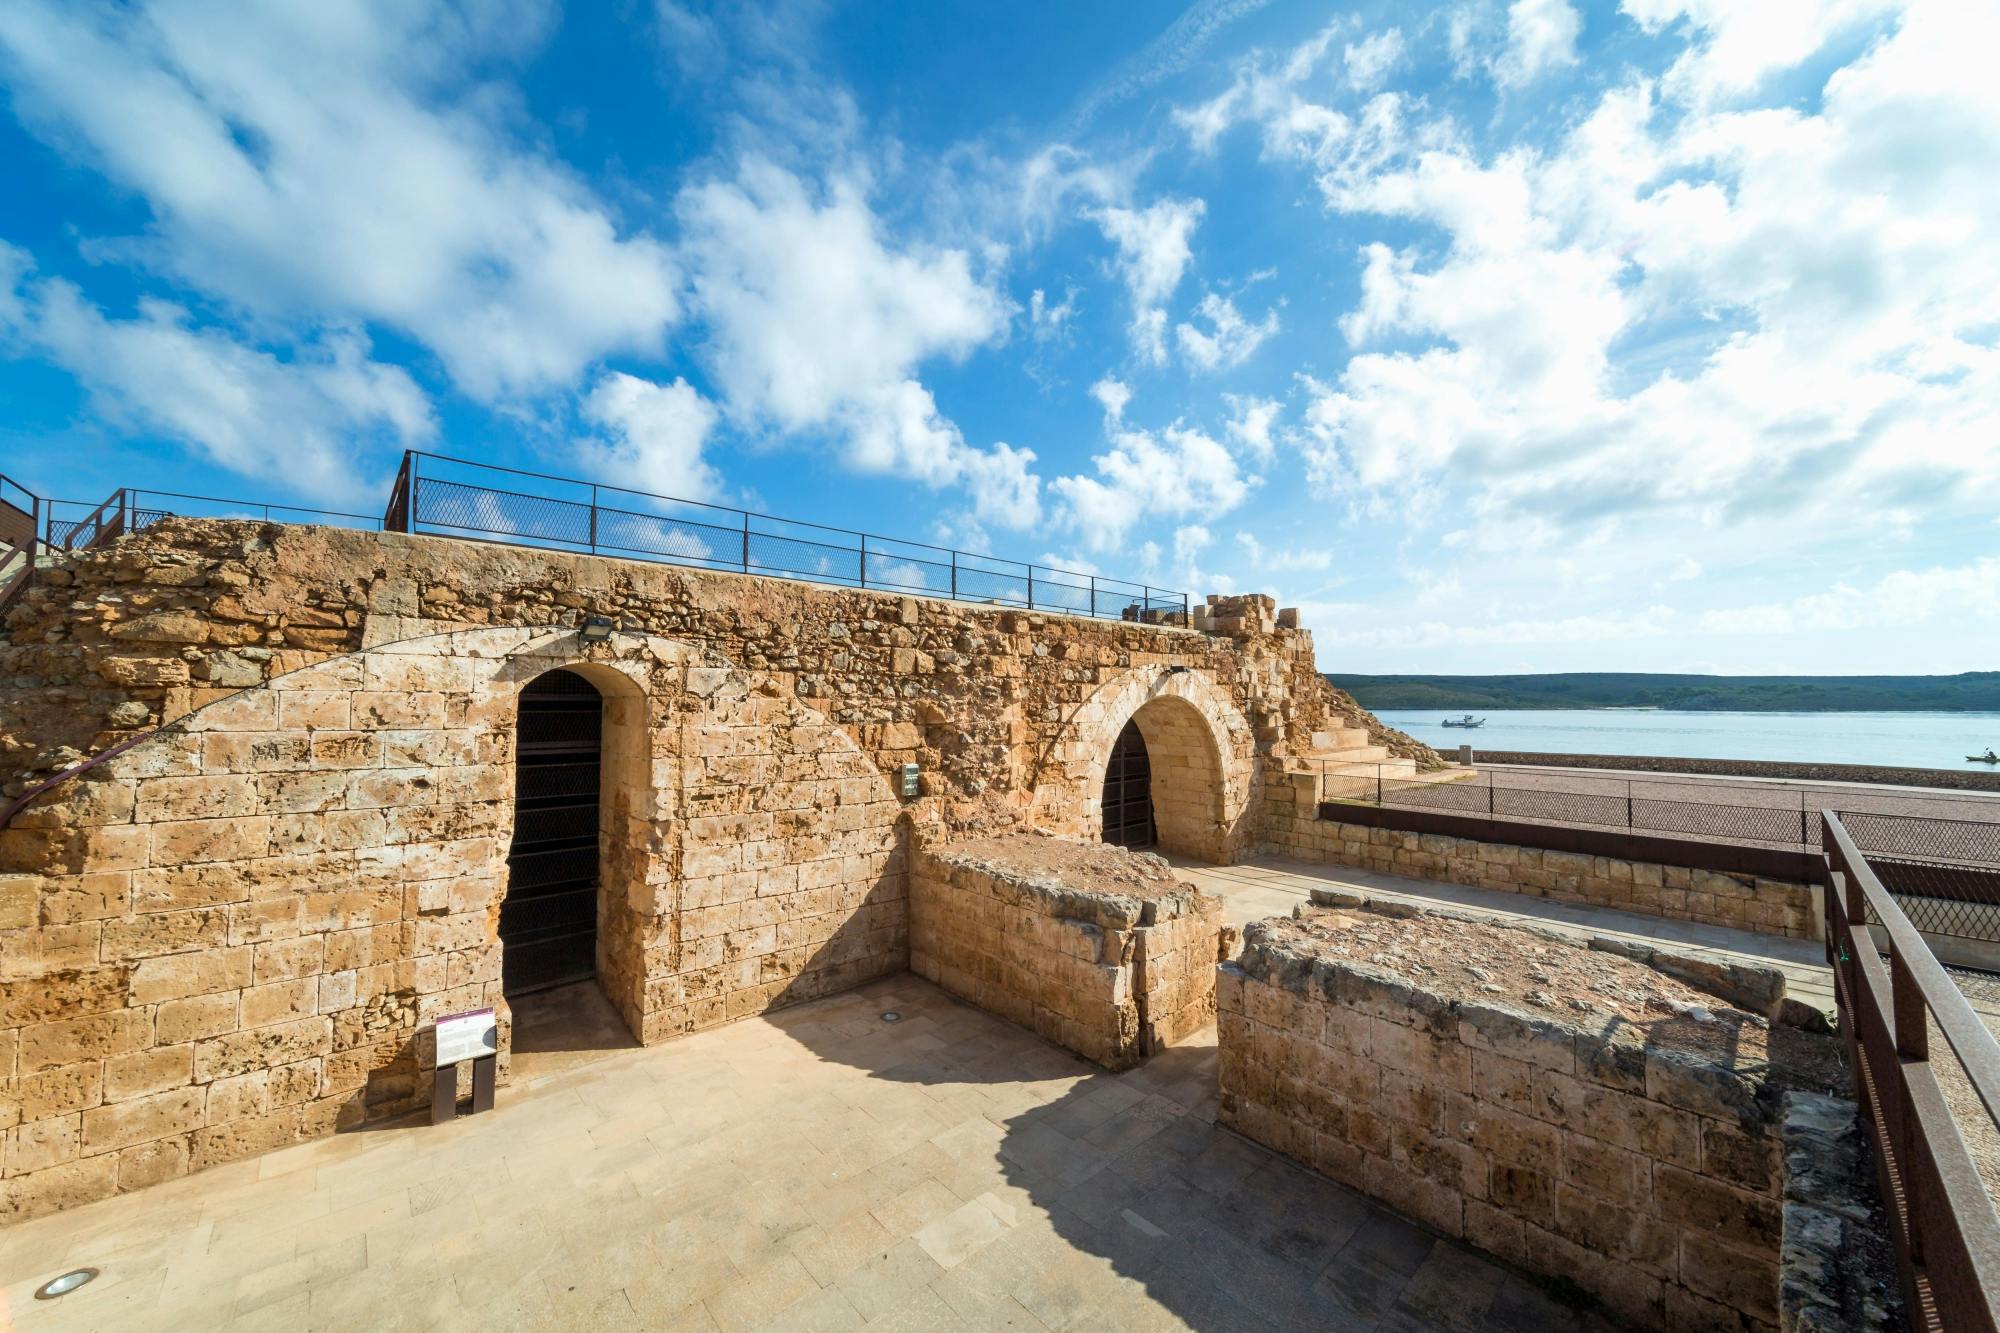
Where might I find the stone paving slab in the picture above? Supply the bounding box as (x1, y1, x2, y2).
(1, 975, 1614, 1332)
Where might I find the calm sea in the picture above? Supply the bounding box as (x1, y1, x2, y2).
(1371, 709, 2000, 772)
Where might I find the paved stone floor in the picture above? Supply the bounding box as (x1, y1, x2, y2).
(2, 972, 1615, 1332)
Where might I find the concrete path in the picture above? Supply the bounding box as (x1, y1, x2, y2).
(3, 975, 1613, 1333)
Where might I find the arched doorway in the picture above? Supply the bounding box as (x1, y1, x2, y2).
(1101, 719, 1156, 849)
(503, 667, 604, 996)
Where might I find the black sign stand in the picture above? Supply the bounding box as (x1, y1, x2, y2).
(431, 1054, 496, 1124)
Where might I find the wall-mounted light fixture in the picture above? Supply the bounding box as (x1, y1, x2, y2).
(578, 616, 616, 645)
(1163, 664, 1190, 676)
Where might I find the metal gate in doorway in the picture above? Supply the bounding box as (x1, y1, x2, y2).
(502, 669, 602, 995)
(1101, 719, 1156, 849)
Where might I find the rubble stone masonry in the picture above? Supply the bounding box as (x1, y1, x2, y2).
(910, 834, 1230, 1070)
(0, 518, 1424, 1220)
(1218, 900, 1846, 1332)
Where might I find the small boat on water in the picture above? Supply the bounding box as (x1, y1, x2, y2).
(1441, 714, 1486, 728)
(1971, 749, 1999, 764)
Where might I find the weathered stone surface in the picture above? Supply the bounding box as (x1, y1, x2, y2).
(1, 519, 1433, 1220)
(1220, 902, 1846, 1333)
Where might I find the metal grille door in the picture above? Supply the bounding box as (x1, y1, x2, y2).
(1101, 720, 1156, 849)
(503, 669, 602, 996)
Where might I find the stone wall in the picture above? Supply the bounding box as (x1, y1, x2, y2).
(0, 520, 1422, 1220)
(1218, 900, 1846, 1331)
(1264, 788, 1818, 939)
(909, 834, 1227, 1070)
(1776, 1092, 1903, 1331)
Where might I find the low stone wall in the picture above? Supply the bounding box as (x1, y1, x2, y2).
(1477, 750, 2000, 794)
(910, 834, 1227, 1070)
(1265, 794, 1818, 939)
(1218, 899, 1846, 1330)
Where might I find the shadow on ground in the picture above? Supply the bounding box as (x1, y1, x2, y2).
(765, 976, 1617, 1333)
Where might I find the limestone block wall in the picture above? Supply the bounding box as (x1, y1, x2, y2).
(1264, 787, 1817, 939)
(909, 835, 1225, 1070)
(0, 626, 904, 1222)
(1218, 902, 1843, 1331)
(0, 520, 1429, 1220)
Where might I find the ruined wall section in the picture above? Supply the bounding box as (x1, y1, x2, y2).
(0, 626, 906, 1221)
(0, 521, 1430, 821)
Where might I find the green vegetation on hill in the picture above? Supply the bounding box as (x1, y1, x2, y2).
(1328, 672, 2000, 712)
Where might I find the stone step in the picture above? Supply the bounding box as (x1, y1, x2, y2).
(1310, 727, 1372, 751)
(1306, 744, 1393, 765)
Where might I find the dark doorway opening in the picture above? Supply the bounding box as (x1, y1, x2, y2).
(1101, 719, 1156, 849)
(503, 668, 603, 997)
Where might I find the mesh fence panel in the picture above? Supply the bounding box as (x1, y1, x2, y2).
(1869, 859, 2000, 941)
(1841, 812, 2000, 864)
(395, 456, 1184, 619)
(1632, 797, 1809, 845)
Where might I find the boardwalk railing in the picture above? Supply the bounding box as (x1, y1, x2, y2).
(382, 451, 1190, 623)
(1822, 812, 2000, 1331)
(0, 472, 42, 617)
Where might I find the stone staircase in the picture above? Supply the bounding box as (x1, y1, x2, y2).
(1279, 727, 1481, 806)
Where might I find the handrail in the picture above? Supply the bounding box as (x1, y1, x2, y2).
(1822, 810, 2000, 1331)
(51, 487, 129, 551)
(0, 472, 45, 620)
(389, 450, 1192, 623)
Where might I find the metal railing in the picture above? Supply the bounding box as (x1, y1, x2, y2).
(0, 472, 43, 617)
(1315, 761, 1839, 847)
(382, 450, 1191, 623)
(1823, 812, 2000, 1331)
(42, 490, 381, 548)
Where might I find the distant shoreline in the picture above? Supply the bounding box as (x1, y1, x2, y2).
(1332, 670, 2000, 714)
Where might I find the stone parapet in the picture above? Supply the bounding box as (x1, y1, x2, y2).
(1218, 900, 1846, 1331)
(1265, 799, 1818, 940)
(910, 834, 1229, 1070)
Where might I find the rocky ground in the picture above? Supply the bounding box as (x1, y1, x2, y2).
(925, 831, 1198, 902)
(1265, 905, 1848, 1094)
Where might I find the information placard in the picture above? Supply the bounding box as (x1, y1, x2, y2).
(435, 1007, 497, 1067)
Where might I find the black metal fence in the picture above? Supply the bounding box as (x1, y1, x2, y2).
(42, 490, 381, 549)
(384, 451, 1190, 623)
(1315, 763, 1837, 848)
(1315, 764, 2000, 941)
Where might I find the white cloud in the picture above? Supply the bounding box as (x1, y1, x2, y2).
(1235, 532, 1335, 571)
(1090, 377, 1132, 424)
(1094, 198, 1205, 363)
(0, 245, 430, 499)
(1698, 558, 2000, 635)
(1343, 29, 1405, 91)
(1053, 392, 1256, 551)
(578, 372, 720, 502)
(1222, 394, 1283, 462)
(0, 1, 679, 401)
(1176, 292, 1280, 372)
(675, 158, 1037, 525)
(1291, 1, 2000, 544)
(1494, 0, 1583, 89)
(1028, 286, 1077, 338)
(1622, 0, 1900, 104)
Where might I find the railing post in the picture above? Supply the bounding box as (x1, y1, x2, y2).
(1027, 566, 1034, 609)
(1376, 766, 1383, 805)
(588, 484, 598, 553)
(950, 550, 957, 600)
(1626, 781, 1634, 832)
(1089, 574, 1096, 618)
(741, 513, 750, 573)
(860, 539, 868, 589)
(1142, 583, 1150, 620)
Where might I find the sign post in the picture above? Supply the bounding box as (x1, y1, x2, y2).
(432, 1007, 498, 1124)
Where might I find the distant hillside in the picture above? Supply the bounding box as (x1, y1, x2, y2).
(1327, 671, 2000, 712)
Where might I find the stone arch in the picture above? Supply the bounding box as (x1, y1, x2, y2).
(1038, 665, 1256, 863)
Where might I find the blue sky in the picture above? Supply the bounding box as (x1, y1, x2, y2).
(2, 0, 1995, 674)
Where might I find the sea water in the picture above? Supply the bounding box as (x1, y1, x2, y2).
(1370, 709, 2000, 772)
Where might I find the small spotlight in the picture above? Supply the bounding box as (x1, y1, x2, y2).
(880, 1011, 902, 1023)
(35, 1269, 98, 1300)
(578, 616, 616, 645)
